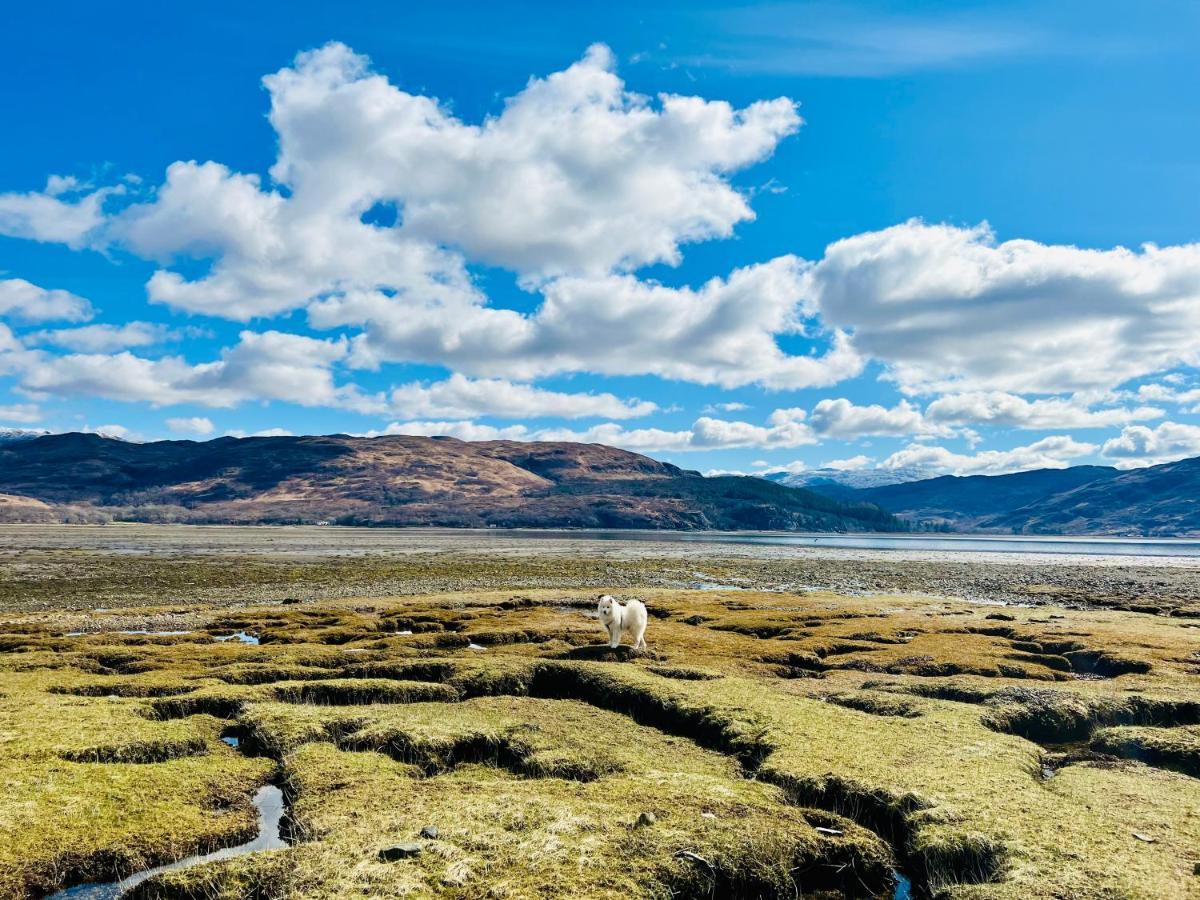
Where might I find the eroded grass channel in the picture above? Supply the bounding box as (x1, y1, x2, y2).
(3, 583, 1198, 899)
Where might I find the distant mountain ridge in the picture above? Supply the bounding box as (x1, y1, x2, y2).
(832, 459, 1200, 536)
(0, 432, 903, 532)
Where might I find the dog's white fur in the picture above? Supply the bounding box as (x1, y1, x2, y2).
(597, 595, 647, 650)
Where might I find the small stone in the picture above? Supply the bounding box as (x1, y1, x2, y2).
(700, 812, 716, 820)
(1132, 832, 1156, 844)
(675, 850, 713, 869)
(815, 826, 844, 836)
(378, 843, 423, 862)
(420, 825, 439, 839)
(635, 811, 656, 828)
(1193, 861, 1200, 876)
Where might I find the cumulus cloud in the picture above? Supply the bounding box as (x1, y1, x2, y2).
(1135, 382, 1200, 413)
(17, 331, 384, 412)
(99, 42, 798, 330)
(366, 420, 533, 441)
(807, 220, 1200, 394)
(166, 416, 215, 436)
(321, 260, 860, 389)
(29, 321, 190, 353)
(0, 403, 42, 424)
(24, 44, 837, 391)
(0, 279, 93, 322)
(389, 373, 656, 420)
(114, 160, 476, 320)
(0, 178, 114, 248)
(377, 408, 816, 452)
(925, 391, 1163, 429)
(1100, 421, 1200, 469)
(263, 42, 799, 280)
(808, 397, 949, 438)
(881, 435, 1097, 476)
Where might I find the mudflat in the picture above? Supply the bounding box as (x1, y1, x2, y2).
(3, 524, 1200, 616)
(1, 526, 1198, 898)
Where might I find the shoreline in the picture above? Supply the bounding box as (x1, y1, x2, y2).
(0, 524, 1197, 617)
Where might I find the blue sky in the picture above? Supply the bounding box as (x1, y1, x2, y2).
(1, 0, 1198, 476)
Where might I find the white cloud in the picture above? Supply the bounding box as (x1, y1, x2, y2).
(263, 41, 800, 280)
(98, 42, 798, 328)
(114, 159, 478, 320)
(1101, 422, 1200, 469)
(1135, 382, 1200, 413)
(166, 416, 215, 436)
(925, 390, 1163, 429)
(0, 403, 42, 424)
(366, 421, 533, 441)
(34, 45, 835, 392)
(808, 397, 948, 438)
(756, 454, 875, 477)
(377, 408, 816, 452)
(807, 220, 1200, 394)
(881, 435, 1097, 476)
(0, 279, 93, 322)
(322, 259, 861, 389)
(0, 178, 114, 248)
(17, 331, 384, 412)
(30, 321, 183, 352)
(389, 373, 656, 420)
(704, 401, 749, 413)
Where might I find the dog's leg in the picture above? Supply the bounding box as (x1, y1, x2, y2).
(608, 620, 621, 648)
(633, 620, 646, 650)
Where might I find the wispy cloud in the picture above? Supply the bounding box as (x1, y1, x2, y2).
(674, 3, 1050, 77)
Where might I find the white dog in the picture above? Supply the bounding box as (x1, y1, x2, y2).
(597, 595, 648, 650)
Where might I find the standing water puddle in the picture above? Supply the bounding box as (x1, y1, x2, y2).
(47, 785, 285, 899)
(892, 870, 913, 899)
(213, 631, 259, 645)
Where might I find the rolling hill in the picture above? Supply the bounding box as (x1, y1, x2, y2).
(0, 432, 904, 532)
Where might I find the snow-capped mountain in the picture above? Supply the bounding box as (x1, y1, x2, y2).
(761, 465, 933, 491)
(0, 428, 51, 443)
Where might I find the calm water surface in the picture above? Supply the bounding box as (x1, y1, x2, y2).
(485, 529, 1200, 558)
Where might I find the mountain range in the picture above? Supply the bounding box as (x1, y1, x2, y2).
(0, 432, 902, 532)
(0, 431, 1194, 535)
(814, 459, 1200, 536)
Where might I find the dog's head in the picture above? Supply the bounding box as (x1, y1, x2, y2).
(597, 594, 616, 619)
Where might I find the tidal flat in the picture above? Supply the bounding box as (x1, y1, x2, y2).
(1, 526, 1198, 898)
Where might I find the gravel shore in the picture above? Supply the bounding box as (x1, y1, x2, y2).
(1, 524, 1198, 617)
